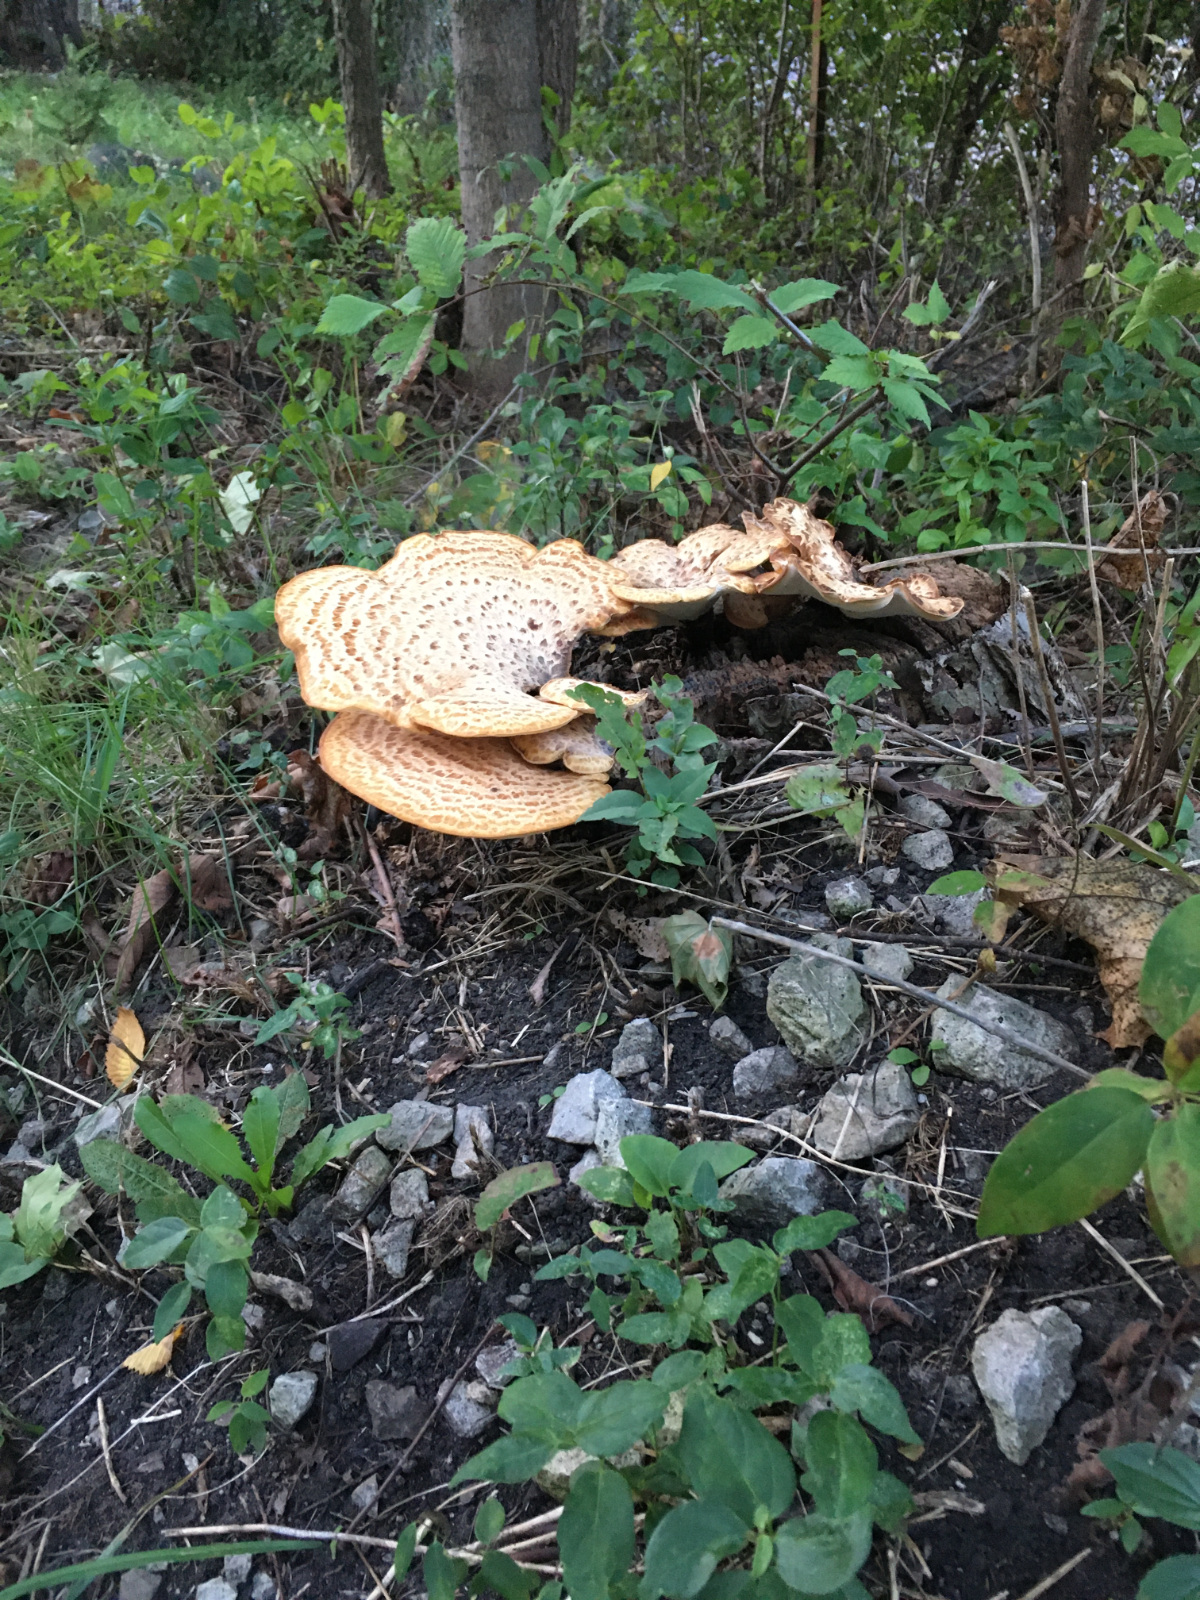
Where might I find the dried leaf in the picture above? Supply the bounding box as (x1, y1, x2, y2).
(187, 853, 234, 913)
(811, 1247, 914, 1331)
(286, 749, 352, 859)
(23, 851, 74, 907)
(163, 945, 202, 983)
(105, 1007, 145, 1091)
(109, 867, 178, 992)
(426, 1041, 472, 1085)
(123, 1323, 183, 1375)
(249, 1271, 314, 1312)
(992, 854, 1195, 1046)
(606, 909, 671, 962)
(1095, 490, 1170, 588)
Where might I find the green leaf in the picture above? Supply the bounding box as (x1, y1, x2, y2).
(0, 1540, 319, 1600)
(476, 1163, 560, 1232)
(677, 1388, 796, 1522)
(242, 1086, 281, 1186)
(1140, 895, 1200, 1045)
(204, 1257, 248, 1319)
(670, 1141, 753, 1191)
(773, 1511, 873, 1596)
(618, 1136, 685, 1199)
(314, 294, 389, 336)
(810, 1315, 873, 1388)
(163, 268, 200, 305)
(0, 1243, 47, 1290)
(473, 1552, 537, 1600)
(13, 1166, 81, 1259)
(775, 1294, 826, 1376)
(560, 1464, 634, 1600)
(1122, 261, 1200, 348)
(424, 1543, 469, 1600)
(373, 313, 436, 386)
(1101, 1444, 1200, 1530)
(976, 1088, 1155, 1237)
(926, 871, 987, 896)
(808, 321, 870, 356)
(275, 1071, 310, 1143)
(661, 913, 733, 1010)
(581, 790, 652, 823)
(575, 1381, 667, 1456)
(773, 1211, 857, 1255)
(723, 315, 778, 354)
(822, 355, 879, 391)
(474, 1497, 506, 1546)
(1144, 1106, 1200, 1268)
(771, 279, 839, 314)
(830, 1365, 921, 1446)
(576, 1166, 638, 1207)
(124, 1214, 195, 1269)
(190, 302, 239, 341)
(801, 1411, 878, 1520)
(166, 1113, 257, 1187)
(451, 1432, 556, 1485)
(200, 1185, 245, 1231)
(1138, 1555, 1200, 1599)
(786, 764, 852, 817)
(969, 756, 1047, 808)
(870, 1470, 916, 1533)
(151, 1280, 192, 1341)
(499, 1372, 584, 1439)
(394, 1525, 419, 1581)
(662, 270, 759, 315)
(406, 216, 468, 297)
(639, 1499, 749, 1600)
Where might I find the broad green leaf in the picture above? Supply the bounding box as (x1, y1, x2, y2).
(499, 1371, 584, 1438)
(124, 1216, 194, 1268)
(190, 301, 239, 341)
(79, 1140, 201, 1225)
(619, 1309, 691, 1346)
(926, 871, 987, 897)
(373, 313, 436, 386)
(801, 1412, 878, 1520)
(13, 1166, 81, 1259)
(0, 1242, 47, 1290)
(663, 270, 759, 315)
(619, 1136, 685, 1199)
(476, 1163, 560, 1232)
(773, 1511, 873, 1596)
(575, 1166, 637, 1207)
(1144, 1106, 1200, 1268)
(677, 1388, 796, 1522)
(723, 315, 778, 354)
(830, 1365, 921, 1446)
(163, 268, 200, 305)
(314, 294, 388, 336)
(165, 1113, 256, 1187)
(394, 1524, 419, 1580)
(1138, 1555, 1200, 1599)
(722, 1369, 815, 1407)
(1140, 895, 1200, 1046)
(775, 1294, 826, 1375)
(707, 1246, 779, 1325)
(580, 790, 651, 823)
(1086, 1068, 1172, 1102)
(823, 354, 879, 390)
(773, 1211, 857, 1255)
(771, 278, 839, 314)
(976, 1088, 1155, 1237)
(424, 1543, 469, 1600)
(671, 1141, 753, 1190)
(152, 1280, 193, 1342)
(786, 765, 852, 817)
(474, 1551, 537, 1600)
(661, 913, 733, 1010)
(205, 1258, 249, 1319)
(406, 215, 467, 297)
(474, 1497, 506, 1546)
(200, 1185, 245, 1231)
(1101, 1443, 1200, 1530)
(640, 1499, 749, 1600)
(1122, 261, 1200, 347)
(451, 1432, 556, 1485)
(808, 320, 870, 356)
(810, 1315, 873, 1388)
(869, 1470, 916, 1533)
(646, 1208, 681, 1260)
(560, 1464, 634, 1600)
(275, 1071, 310, 1143)
(574, 1381, 666, 1456)
(242, 1086, 281, 1185)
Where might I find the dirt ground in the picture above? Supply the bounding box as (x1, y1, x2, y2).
(1, 600, 1195, 1600)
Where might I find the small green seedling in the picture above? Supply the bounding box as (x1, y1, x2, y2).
(573, 1010, 609, 1037)
(886, 1046, 929, 1087)
(209, 1368, 272, 1456)
(256, 975, 361, 1059)
(0, 1167, 86, 1289)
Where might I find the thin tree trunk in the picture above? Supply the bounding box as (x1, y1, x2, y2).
(805, 0, 826, 203)
(0, 0, 80, 69)
(1053, 0, 1106, 296)
(332, 0, 392, 199)
(537, 0, 580, 135)
(451, 0, 556, 393)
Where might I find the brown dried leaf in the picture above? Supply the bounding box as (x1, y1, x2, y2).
(109, 867, 178, 991)
(426, 1041, 472, 1085)
(123, 1323, 183, 1375)
(23, 851, 74, 907)
(607, 910, 671, 962)
(1095, 490, 1170, 588)
(811, 1247, 914, 1331)
(105, 1007, 145, 1091)
(187, 854, 234, 913)
(163, 945, 203, 983)
(992, 855, 1194, 1045)
(287, 749, 352, 859)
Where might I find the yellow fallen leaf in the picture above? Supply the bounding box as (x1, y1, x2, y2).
(123, 1323, 183, 1375)
(105, 1007, 145, 1091)
(649, 459, 673, 491)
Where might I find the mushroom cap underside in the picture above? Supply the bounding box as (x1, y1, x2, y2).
(318, 710, 610, 838)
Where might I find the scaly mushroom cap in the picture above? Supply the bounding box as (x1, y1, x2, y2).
(746, 500, 965, 621)
(510, 715, 615, 777)
(608, 526, 764, 621)
(319, 710, 610, 838)
(276, 531, 635, 738)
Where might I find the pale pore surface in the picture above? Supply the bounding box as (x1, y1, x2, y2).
(276, 531, 632, 737)
(319, 710, 610, 838)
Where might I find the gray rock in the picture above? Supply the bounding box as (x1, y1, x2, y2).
(223, 1556, 252, 1587)
(407, 1032, 433, 1058)
(195, 1582, 237, 1600)
(74, 1102, 131, 1149)
(709, 1015, 753, 1061)
(542, 1042, 567, 1072)
(594, 1098, 653, 1166)
(859, 1171, 909, 1221)
(610, 1019, 660, 1080)
(350, 1474, 379, 1515)
(287, 1195, 336, 1245)
(865, 865, 900, 887)
(899, 793, 953, 830)
(809, 1059, 919, 1160)
(389, 1168, 430, 1219)
(732, 1046, 801, 1100)
(373, 1219, 415, 1280)
(824, 876, 873, 920)
(901, 830, 955, 871)
(451, 1105, 494, 1180)
(860, 942, 914, 984)
(268, 1371, 318, 1430)
(476, 1339, 521, 1388)
(766, 937, 868, 1070)
(376, 1100, 454, 1153)
(250, 1576, 275, 1600)
(365, 1380, 422, 1441)
(548, 1069, 626, 1144)
(932, 981, 1075, 1089)
(919, 888, 987, 942)
(971, 1307, 1082, 1464)
(718, 1157, 833, 1231)
(326, 1318, 385, 1372)
(120, 1572, 161, 1600)
(331, 1145, 393, 1223)
(439, 1378, 498, 1439)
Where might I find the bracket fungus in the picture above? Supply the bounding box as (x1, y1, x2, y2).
(276, 530, 641, 739)
(319, 711, 611, 838)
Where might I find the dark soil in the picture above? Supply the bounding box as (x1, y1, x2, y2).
(1, 602, 1194, 1600)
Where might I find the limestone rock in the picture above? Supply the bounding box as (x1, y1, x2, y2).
(439, 1378, 498, 1439)
(594, 1098, 653, 1166)
(971, 1307, 1082, 1464)
(390, 1168, 431, 1219)
(809, 1059, 919, 1160)
(611, 1018, 660, 1080)
(476, 1338, 521, 1388)
(366, 1380, 422, 1441)
(548, 1070, 625, 1144)
(709, 1015, 753, 1061)
(376, 1099, 454, 1152)
(901, 830, 955, 871)
(331, 1145, 392, 1223)
(732, 1046, 801, 1100)
(268, 1371, 318, 1430)
(824, 876, 873, 920)
(766, 937, 867, 1069)
(718, 1157, 833, 1231)
(860, 942, 914, 984)
(899, 793, 952, 829)
(451, 1105, 494, 1180)
(932, 981, 1075, 1089)
(372, 1219, 415, 1280)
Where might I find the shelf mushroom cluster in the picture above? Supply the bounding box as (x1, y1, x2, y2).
(275, 500, 964, 838)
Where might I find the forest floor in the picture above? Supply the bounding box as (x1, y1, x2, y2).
(2, 554, 1195, 1600)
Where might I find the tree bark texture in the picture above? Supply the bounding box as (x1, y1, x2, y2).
(332, 0, 391, 199)
(1053, 0, 1106, 294)
(392, 0, 449, 117)
(537, 0, 580, 134)
(0, 0, 80, 69)
(451, 0, 555, 392)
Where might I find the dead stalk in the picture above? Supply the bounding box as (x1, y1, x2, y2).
(95, 1398, 127, 1505)
(1006, 554, 1035, 781)
(1079, 479, 1106, 781)
(1021, 590, 1082, 814)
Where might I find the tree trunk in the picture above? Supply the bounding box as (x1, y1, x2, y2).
(0, 0, 81, 70)
(332, 0, 391, 199)
(537, 0, 580, 135)
(1053, 0, 1106, 296)
(451, 0, 555, 393)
